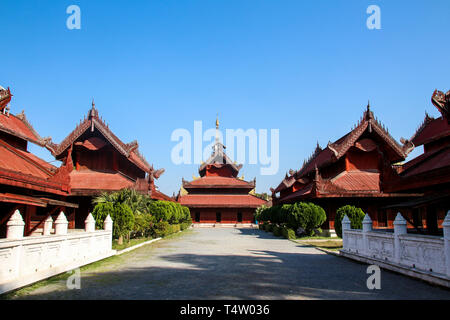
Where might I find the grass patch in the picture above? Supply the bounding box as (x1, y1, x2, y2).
(296, 236, 340, 240)
(301, 240, 343, 251)
(112, 236, 154, 251)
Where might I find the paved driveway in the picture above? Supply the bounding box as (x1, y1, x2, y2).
(10, 228, 450, 299)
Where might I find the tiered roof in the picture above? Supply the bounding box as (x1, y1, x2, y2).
(386, 89, 450, 192)
(274, 104, 415, 201)
(46, 102, 154, 174)
(178, 118, 266, 209)
(0, 87, 70, 196)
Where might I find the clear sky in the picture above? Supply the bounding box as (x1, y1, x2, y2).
(1, 0, 450, 196)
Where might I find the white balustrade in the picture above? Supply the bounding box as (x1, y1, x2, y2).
(341, 211, 450, 283)
(0, 210, 114, 294)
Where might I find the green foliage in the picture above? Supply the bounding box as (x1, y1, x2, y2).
(273, 225, 282, 237)
(92, 189, 191, 240)
(152, 221, 170, 238)
(180, 222, 191, 231)
(256, 202, 326, 237)
(335, 205, 365, 238)
(254, 205, 267, 223)
(267, 223, 274, 232)
(282, 227, 296, 239)
(113, 203, 135, 239)
(133, 213, 155, 237)
(92, 202, 114, 229)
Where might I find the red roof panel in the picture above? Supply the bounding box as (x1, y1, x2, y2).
(69, 170, 135, 191)
(0, 113, 41, 144)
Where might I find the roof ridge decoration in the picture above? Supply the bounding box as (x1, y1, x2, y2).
(0, 86, 12, 112)
(404, 111, 435, 147)
(198, 117, 243, 174)
(295, 102, 410, 179)
(50, 102, 154, 173)
(431, 89, 450, 123)
(296, 142, 323, 177)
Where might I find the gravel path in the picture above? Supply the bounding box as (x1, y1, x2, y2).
(11, 228, 450, 300)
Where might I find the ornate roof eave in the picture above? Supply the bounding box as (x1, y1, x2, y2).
(51, 105, 153, 173)
(198, 150, 242, 174)
(431, 89, 450, 123)
(295, 103, 408, 179)
(0, 87, 12, 109)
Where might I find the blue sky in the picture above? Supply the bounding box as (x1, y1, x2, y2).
(1, 0, 450, 196)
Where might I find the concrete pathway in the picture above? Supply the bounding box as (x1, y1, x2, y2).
(10, 228, 450, 299)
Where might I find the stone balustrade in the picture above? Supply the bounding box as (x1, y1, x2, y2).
(0, 210, 115, 294)
(341, 211, 450, 288)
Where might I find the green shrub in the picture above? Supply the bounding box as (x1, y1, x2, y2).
(170, 224, 181, 234)
(334, 205, 365, 238)
(180, 222, 191, 230)
(152, 221, 170, 238)
(285, 202, 327, 236)
(113, 203, 135, 240)
(282, 227, 296, 239)
(133, 212, 155, 237)
(92, 202, 114, 229)
(273, 225, 282, 237)
(267, 223, 274, 232)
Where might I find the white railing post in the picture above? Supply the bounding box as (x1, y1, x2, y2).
(393, 212, 407, 264)
(362, 214, 372, 256)
(85, 213, 96, 233)
(6, 210, 25, 239)
(104, 215, 113, 252)
(43, 216, 53, 236)
(443, 210, 450, 278)
(103, 214, 113, 231)
(341, 215, 351, 250)
(54, 212, 68, 235)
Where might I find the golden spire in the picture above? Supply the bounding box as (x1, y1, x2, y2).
(216, 113, 219, 130)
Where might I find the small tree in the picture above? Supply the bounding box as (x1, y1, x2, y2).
(92, 202, 114, 229)
(113, 203, 135, 244)
(334, 205, 365, 238)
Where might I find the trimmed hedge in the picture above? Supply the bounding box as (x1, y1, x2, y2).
(256, 202, 326, 236)
(282, 227, 296, 240)
(334, 205, 365, 238)
(273, 225, 282, 237)
(92, 189, 192, 242)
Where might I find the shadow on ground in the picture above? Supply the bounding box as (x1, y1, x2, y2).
(12, 239, 450, 300)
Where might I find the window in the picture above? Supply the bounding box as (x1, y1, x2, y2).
(195, 212, 200, 223)
(216, 212, 221, 223)
(237, 212, 243, 223)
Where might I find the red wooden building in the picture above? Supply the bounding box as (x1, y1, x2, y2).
(178, 119, 267, 226)
(0, 86, 78, 237)
(383, 89, 450, 234)
(45, 101, 171, 228)
(271, 104, 420, 233)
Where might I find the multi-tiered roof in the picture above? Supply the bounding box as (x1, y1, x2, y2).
(178, 118, 266, 209)
(273, 104, 416, 203)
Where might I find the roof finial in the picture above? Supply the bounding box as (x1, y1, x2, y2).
(216, 113, 219, 130)
(92, 98, 96, 109)
(367, 100, 370, 111)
